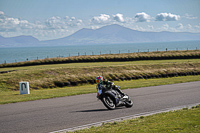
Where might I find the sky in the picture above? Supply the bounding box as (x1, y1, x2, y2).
(0, 0, 200, 41)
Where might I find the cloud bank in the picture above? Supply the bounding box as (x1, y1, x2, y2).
(0, 11, 199, 40)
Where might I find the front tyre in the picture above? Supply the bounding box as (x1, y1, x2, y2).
(125, 99, 133, 108)
(102, 95, 116, 110)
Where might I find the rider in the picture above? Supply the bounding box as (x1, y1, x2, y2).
(96, 76, 126, 97)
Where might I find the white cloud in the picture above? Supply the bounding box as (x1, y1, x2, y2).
(64, 16, 83, 27)
(155, 23, 177, 32)
(156, 13, 180, 21)
(131, 25, 146, 31)
(113, 13, 124, 22)
(0, 11, 34, 32)
(0, 11, 4, 15)
(90, 25, 100, 29)
(194, 23, 200, 29)
(45, 16, 83, 29)
(176, 23, 183, 29)
(70, 17, 76, 21)
(162, 23, 169, 30)
(91, 14, 111, 24)
(147, 25, 154, 30)
(0, 11, 83, 40)
(186, 24, 192, 29)
(45, 16, 66, 29)
(135, 12, 151, 22)
(184, 13, 198, 20)
(0, 11, 5, 20)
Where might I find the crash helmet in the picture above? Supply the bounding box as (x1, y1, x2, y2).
(96, 76, 103, 84)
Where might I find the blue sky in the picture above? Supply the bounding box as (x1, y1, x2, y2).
(0, 0, 200, 40)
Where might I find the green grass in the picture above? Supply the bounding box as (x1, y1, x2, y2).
(0, 75, 200, 104)
(71, 105, 200, 133)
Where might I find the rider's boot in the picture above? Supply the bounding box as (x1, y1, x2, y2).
(116, 100, 125, 106)
(116, 88, 126, 97)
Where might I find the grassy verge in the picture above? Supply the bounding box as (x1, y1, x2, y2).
(0, 75, 200, 104)
(71, 105, 200, 133)
(0, 59, 200, 90)
(0, 50, 200, 68)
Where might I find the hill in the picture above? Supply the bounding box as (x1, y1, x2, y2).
(41, 24, 200, 45)
(0, 24, 200, 47)
(0, 35, 40, 47)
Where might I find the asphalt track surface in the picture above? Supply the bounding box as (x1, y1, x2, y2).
(0, 81, 200, 133)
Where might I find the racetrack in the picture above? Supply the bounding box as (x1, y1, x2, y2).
(0, 81, 200, 133)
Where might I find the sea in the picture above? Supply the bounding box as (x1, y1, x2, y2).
(0, 40, 200, 64)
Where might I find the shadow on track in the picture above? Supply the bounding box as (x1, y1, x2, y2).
(76, 109, 109, 112)
(76, 107, 125, 113)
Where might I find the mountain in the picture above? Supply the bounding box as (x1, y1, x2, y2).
(1, 24, 200, 47)
(0, 35, 40, 47)
(41, 24, 200, 45)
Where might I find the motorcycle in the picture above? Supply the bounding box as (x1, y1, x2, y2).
(97, 86, 133, 110)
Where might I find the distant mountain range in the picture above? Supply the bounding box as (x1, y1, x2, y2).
(1, 24, 200, 47)
(0, 35, 40, 47)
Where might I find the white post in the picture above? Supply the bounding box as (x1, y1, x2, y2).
(19, 82, 30, 94)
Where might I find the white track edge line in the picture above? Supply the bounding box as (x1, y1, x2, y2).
(50, 103, 200, 133)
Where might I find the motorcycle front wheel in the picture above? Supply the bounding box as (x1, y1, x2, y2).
(125, 99, 133, 108)
(102, 95, 116, 110)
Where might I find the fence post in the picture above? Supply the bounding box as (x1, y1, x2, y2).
(78, 52, 80, 56)
(138, 49, 140, 53)
(119, 50, 120, 54)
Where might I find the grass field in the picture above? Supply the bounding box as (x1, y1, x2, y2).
(70, 105, 200, 133)
(0, 50, 200, 104)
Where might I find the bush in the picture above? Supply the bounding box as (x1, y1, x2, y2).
(54, 81, 65, 87)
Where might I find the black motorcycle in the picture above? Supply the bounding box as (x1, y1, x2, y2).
(97, 86, 133, 110)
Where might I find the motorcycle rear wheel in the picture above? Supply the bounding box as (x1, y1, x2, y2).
(102, 95, 116, 110)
